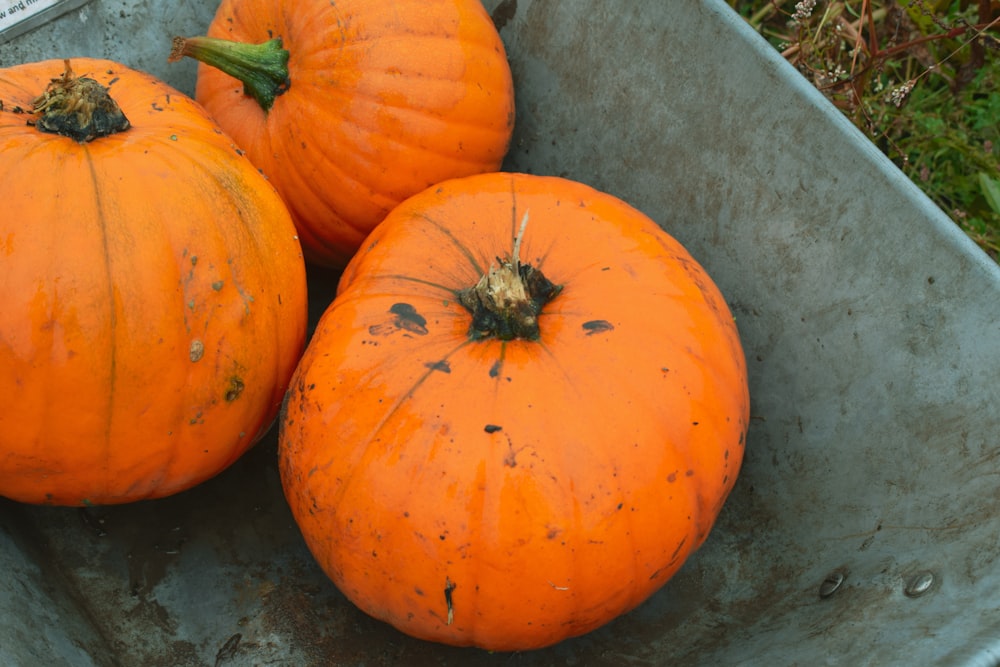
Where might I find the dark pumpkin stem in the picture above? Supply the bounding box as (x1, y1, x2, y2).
(169, 35, 290, 112)
(29, 60, 130, 143)
(457, 213, 562, 341)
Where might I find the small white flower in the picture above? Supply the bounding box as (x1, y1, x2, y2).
(793, 0, 817, 22)
(887, 80, 915, 108)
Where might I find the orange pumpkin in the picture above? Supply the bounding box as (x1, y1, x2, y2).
(278, 172, 750, 650)
(0, 58, 308, 505)
(170, 0, 515, 268)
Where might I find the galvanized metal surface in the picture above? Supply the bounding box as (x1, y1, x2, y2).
(2, 1, 1000, 665)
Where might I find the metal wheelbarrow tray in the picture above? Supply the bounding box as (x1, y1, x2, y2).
(2, 1, 999, 665)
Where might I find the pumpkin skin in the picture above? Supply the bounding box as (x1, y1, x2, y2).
(0, 58, 308, 505)
(180, 0, 515, 268)
(278, 172, 750, 650)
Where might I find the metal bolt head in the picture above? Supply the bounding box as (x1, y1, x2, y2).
(904, 571, 935, 598)
(819, 570, 846, 598)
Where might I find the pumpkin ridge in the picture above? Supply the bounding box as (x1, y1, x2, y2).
(328, 74, 511, 131)
(414, 213, 488, 277)
(272, 129, 381, 240)
(82, 149, 119, 501)
(362, 336, 476, 452)
(270, 42, 511, 141)
(308, 334, 476, 514)
(86, 147, 188, 500)
(201, 160, 305, 420)
(301, 106, 509, 199)
(248, 103, 383, 245)
(348, 274, 459, 299)
(337, 103, 513, 166)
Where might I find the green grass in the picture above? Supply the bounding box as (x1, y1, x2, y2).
(729, 0, 1000, 261)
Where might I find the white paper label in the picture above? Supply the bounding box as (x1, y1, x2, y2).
(0, 0, 92, 43)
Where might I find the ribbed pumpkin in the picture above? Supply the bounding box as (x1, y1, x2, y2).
(170, 0, 515, 268)
(278, 172, 750, 650)
(0, 58, 308, 506)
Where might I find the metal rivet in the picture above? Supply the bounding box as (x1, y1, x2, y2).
(904, 571, 935, 598)
(819, 570, 846, 598)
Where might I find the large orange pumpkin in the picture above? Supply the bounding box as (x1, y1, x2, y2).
(0, 58, 308, 505)
(170, 0, 515, 268)
(278, 172, 750, 650)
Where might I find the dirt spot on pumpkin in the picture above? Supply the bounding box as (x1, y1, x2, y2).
(225, 376, 245, 401)
(424, 360, 451, 373)
(368, 303, 429, 337)
(582, 320, 614, 335)
(389, 303, 428, 335)
(502, 434, 518, 467)
(444, 577, 456, 625)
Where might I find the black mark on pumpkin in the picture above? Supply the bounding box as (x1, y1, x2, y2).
(484, 424, 503, 433)
(424, 360, 451, 373)
(582, 320, 614, 335)
(225, 377, 245, 401)
(489, 359, 502, 378)
(444, 577, 456, 625)
(503, 435, 518, 467)
(369, 303, 429, 337)
(669, 536, 688, 562)
(390, 302, 428, 335)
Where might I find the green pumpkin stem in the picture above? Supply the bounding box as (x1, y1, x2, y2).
(457, 213, 562, 342)
(30, 60, 130, 143)
(169, 35, 290, 112)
